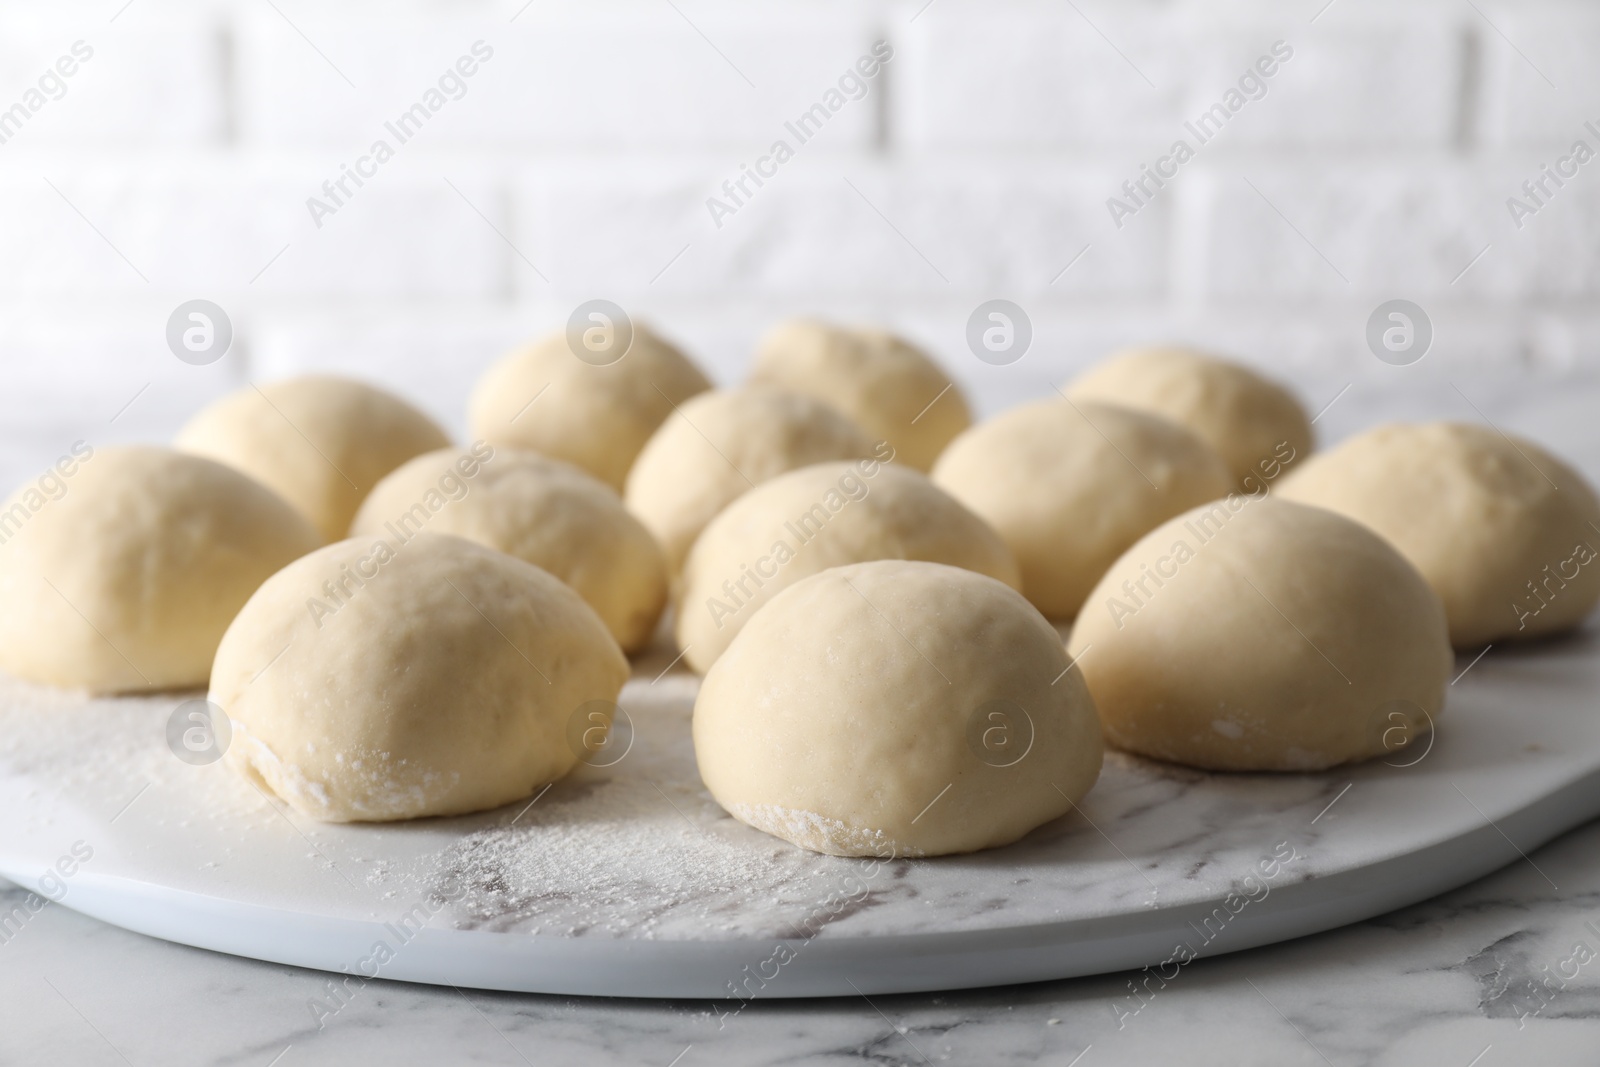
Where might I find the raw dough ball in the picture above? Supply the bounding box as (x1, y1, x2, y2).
(677, 461, 1020, 673)
(750, 319, 971, 472)
(695, 560, 1104, 857)
(468, 323, 711, 492)
(1277, 422, 1600, 647)
(1068, 347, 1313, 491)
(624, 386, 877, 572)
(212, 533, 629, 822)
(932, 399, 1233, 619)
(175, 375, 449, 541)
(0, 446, 319, 693)
(1067, 498, 1452, 772)
(351, 445, 668, 654)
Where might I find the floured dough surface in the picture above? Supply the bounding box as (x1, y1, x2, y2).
(175, 375, 449, 541)
(468, 323, 711, 491)
(1068, 498, 1453, 771)
(211, 533, 629, 822)
(1068, 347, 1313, 492)
(0, 445, 319, 693)
(675, 459, 1019, 673)
(751, 318, 971, 472)
(933, 398, 1233, 619)
(694, 560, 1103, 857)
(352, 445, 667, 653)
(1278, 421, 1600, 647)
(728, 803, 915, 859)
(624, 386, 877, 572)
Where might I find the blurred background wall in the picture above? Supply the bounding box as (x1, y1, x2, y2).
(0, 0, 1595, 484)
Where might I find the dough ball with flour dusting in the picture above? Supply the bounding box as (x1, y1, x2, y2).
(1068, 498, 1452, 772)
(0, 446, 320, 693)
(694, 560, 1103, 857)
(352, 445, 667, 653)
(932, 398, 1233, 620)
(750, 319, 971, 472)
(1068, 347, 1313, 491)
(468, 323, 711, 492)
(176, 375, 450, 541)
(624, 385, 877, 573)
(212, 533, 628, 822)
(675, 459, 1019, 673)
(1276, 422, 1600, 648)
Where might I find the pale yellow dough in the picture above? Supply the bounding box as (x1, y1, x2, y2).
(0, 446, 319, 693)
(695, 560, 1103, 857)
(932, 398, 1233, 619)
(1068, 347, 1314, 491)
(1068, 498, 1452, 772)
(175, 375, 449, 542)
(676, 459, 1019, 673)
(212, 533, 629, 822)
(624, 386, 875, 573)
(1277, 422, 1600, 647)
(352, 445, 668, 653)
(750, 319, 971, 472)
(468, 323, 711, 492)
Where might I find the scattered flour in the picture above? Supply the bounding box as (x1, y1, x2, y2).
(729, 803, 921, 859)
(428, 775, 869, 938)
(0, 669, 1358, 942)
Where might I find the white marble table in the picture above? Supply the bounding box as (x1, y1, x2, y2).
(4, 368, 1600, 1064)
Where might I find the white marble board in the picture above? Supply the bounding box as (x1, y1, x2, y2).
(0, 631, 1596, 999)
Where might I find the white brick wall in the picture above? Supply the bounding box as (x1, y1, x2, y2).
(0, 0, 1597, 489)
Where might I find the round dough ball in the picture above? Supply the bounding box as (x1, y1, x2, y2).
(0, 446, 320, 693)
(351, 445, 668, 653)
(677, 461, 1020, 673)
(212, 533, 629, 822)
(750, 319, 971, 472)
(624, 386, 877, 572)
(468, 323, 711, 492)
(1067, 498, 1452, 772)
(1068, 347, 1313, 491)
(933, 399, 1232, 619)
(1277, 422, 1600, 647)
(175, 375, 450, 542)
(695, 560, 1103, 857)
